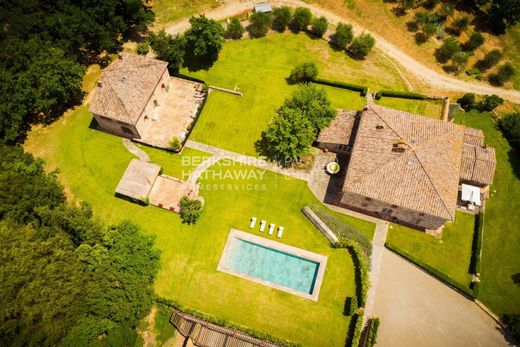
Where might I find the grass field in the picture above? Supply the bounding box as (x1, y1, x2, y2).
(453, 110, 520, 316)
(185, 32, 406, 156)
(25, 105, 376, 346)
(375, 97, 445, 119)
(153, 0, 220, 25)
(386, 212, 476, 288)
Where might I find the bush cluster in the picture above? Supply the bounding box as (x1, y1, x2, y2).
(179, 196, 204, 224)
(457, 93, 504, 112)
(287, 62, 318, 84)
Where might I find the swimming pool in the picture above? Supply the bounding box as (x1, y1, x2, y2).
(217, 229, 328, 301)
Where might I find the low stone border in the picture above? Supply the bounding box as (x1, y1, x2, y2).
(209, 85, 243, 96)
(302, 206, 339, 243)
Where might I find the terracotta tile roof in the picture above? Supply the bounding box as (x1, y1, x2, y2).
(460, 144, 496, 185)
(463, 127, 485, 146)
(90, 53, 168, 124)
(317, 110, 358, 144)
(343, 103, 465, 220)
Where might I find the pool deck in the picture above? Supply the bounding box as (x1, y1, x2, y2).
(217, 229, 328, 301)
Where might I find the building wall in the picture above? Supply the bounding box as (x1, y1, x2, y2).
(134, 69, 171, 137)
(340, 191, 447, 230)
(93, 113, 139, 138)
(316, 142, 351, 154)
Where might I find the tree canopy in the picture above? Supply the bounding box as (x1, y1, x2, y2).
(249, 12, 274, 38)
(184, 15, 225, 65)
(333, 23, 354, 50)
(0, 143, 160, 345)
(287, 62, 319, 84)
(272, 7, 293, 32)
(148, 30, 186, 72)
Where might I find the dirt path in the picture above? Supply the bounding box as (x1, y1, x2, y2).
(164, 0, 520, 103)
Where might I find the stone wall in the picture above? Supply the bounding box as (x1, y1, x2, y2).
(340, 191, 447, 230)
(93, 113, 139, 138)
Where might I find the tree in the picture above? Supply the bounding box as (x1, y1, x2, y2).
(464, 31, 485, 51)
(423, 22, 438, 39)
(137, 42, 150, 55)
(179, 196, 203, 224)
(477, 49, 502, 71)
(478, 94, 504, 112)
(452, 16, 470, 34)
(436, 2, 455, 20)
(492, 62, 516, 85)
(259, 107, 316, 163)
(332, 23, 354, 50)
(291, 7, 313, 32)
(148, 30, 186, 72)
(311, 16, 329, 38)
(488, 0, 520, 34)
(349, 33, 376, 59)
(498, 113, 520, 150)
(287, 62, 318, 84)
(184, 15, 224, 59)
(272, 6, 292, 31)
(225, 18, 245, 39)
(398, 0, 415, 14)
(249, 12, 274, 38)
(457, 93, 477, 111)
(283, 84, 336, 131)
(452, 52, 469, 71)
(437, 37, 461, 63)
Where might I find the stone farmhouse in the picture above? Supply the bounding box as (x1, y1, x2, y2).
(316, 100, 495, 233)
(90, 53, 205, 149)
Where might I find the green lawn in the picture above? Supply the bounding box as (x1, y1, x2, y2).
(375, 97, 445, 119)
(454, 110, 520, 316)
(186, 32, 407, 156)
(25, 106, 376, 346)
(153, 0, 220, 25)
(386, 212, 476, 288)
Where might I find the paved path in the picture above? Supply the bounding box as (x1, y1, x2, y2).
(122, 138, 150, 161)
(372, 249, 509, 347)
(363, 222, 389, 324)
(185, 140, 309, 180)
(165, 0, 520, 102)
(187, 153, 222, 186)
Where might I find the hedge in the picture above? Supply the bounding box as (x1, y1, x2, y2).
(349, 313, 365, 347)
(313, 78, 368, 96)
(374, 90, 427, 100)
(309, 204, 372, 256)
(155, 297, 300, 347)
(335, 240, 370, 307)
(385, 243, 476, 298)
(469, 212, 484, 275)
(366, 317, 380, 347)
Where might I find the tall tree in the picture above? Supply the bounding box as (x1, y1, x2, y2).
(148, 30, 186, 72)
(184, 15, 225, 62)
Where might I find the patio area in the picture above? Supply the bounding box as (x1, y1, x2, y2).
(148, 175, 199, 212)
(136, 77, 206, 149)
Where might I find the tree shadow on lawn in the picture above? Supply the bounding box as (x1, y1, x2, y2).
(512, 273, 520, 286)
(183, 52, 218, 72)
(507, 146, 520, 181)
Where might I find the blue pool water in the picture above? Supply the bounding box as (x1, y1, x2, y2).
(222, 238, 320, 295)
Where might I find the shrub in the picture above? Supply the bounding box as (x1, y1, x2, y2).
(437, 37, 461, 63)
(476, 49, 502, 71)
(367, 318, 381, 347)
(225, 18, 245, 39)
(311, 16, 328, 38)
(478, 94, 504, 112)
(499, 112, 520, 150)
(423, 22, 438, 38)
(249, 12, 273, 38)
(287, 62, 318, 84)
(291, 7, 312, 31)
(272, 6, 292, 31)
(349, 33, 376, 59)
(469, 213, 484, 275)
(503, 314, 520, 341)
(436, 2, 454, 20)
(492, 62, 516, 85)
(179, 196, 203, 224)
(332, 22, 354, 49)
(169, 137, 182, 151)
(136, 42, 149, 55)
(457, 93, 477, 111)
(466, 67, 481, 76)
(464, 31, 485, 51)
(452, 51, 469, 71)
(351, 313, 365, 347)
(452, 16, 469, 34)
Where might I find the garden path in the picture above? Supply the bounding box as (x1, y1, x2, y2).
(122, 139, 151, 162)
(185, 140, 310, 180)
(165, 0, 520, 102)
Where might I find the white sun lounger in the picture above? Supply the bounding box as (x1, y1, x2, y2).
(259, 220, 266, 232)
(250, 217, 257, 229)
(268, 223, 275, 235)
(277, 226, 284, 238)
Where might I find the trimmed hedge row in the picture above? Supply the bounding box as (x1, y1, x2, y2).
(385, 243, 475, 298)
(350, 313, 365, 347)
(366, 317, 380, 347)
(469, 212, 484, 276)
(313, 78, 368, 96)
(309, 204, 372, 256)
(335, 240, 370, 308)
(155, 297, 300, 347)
(374, 90, 427, 100)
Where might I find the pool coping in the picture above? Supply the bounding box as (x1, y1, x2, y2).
(217, 229, 328, 302)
